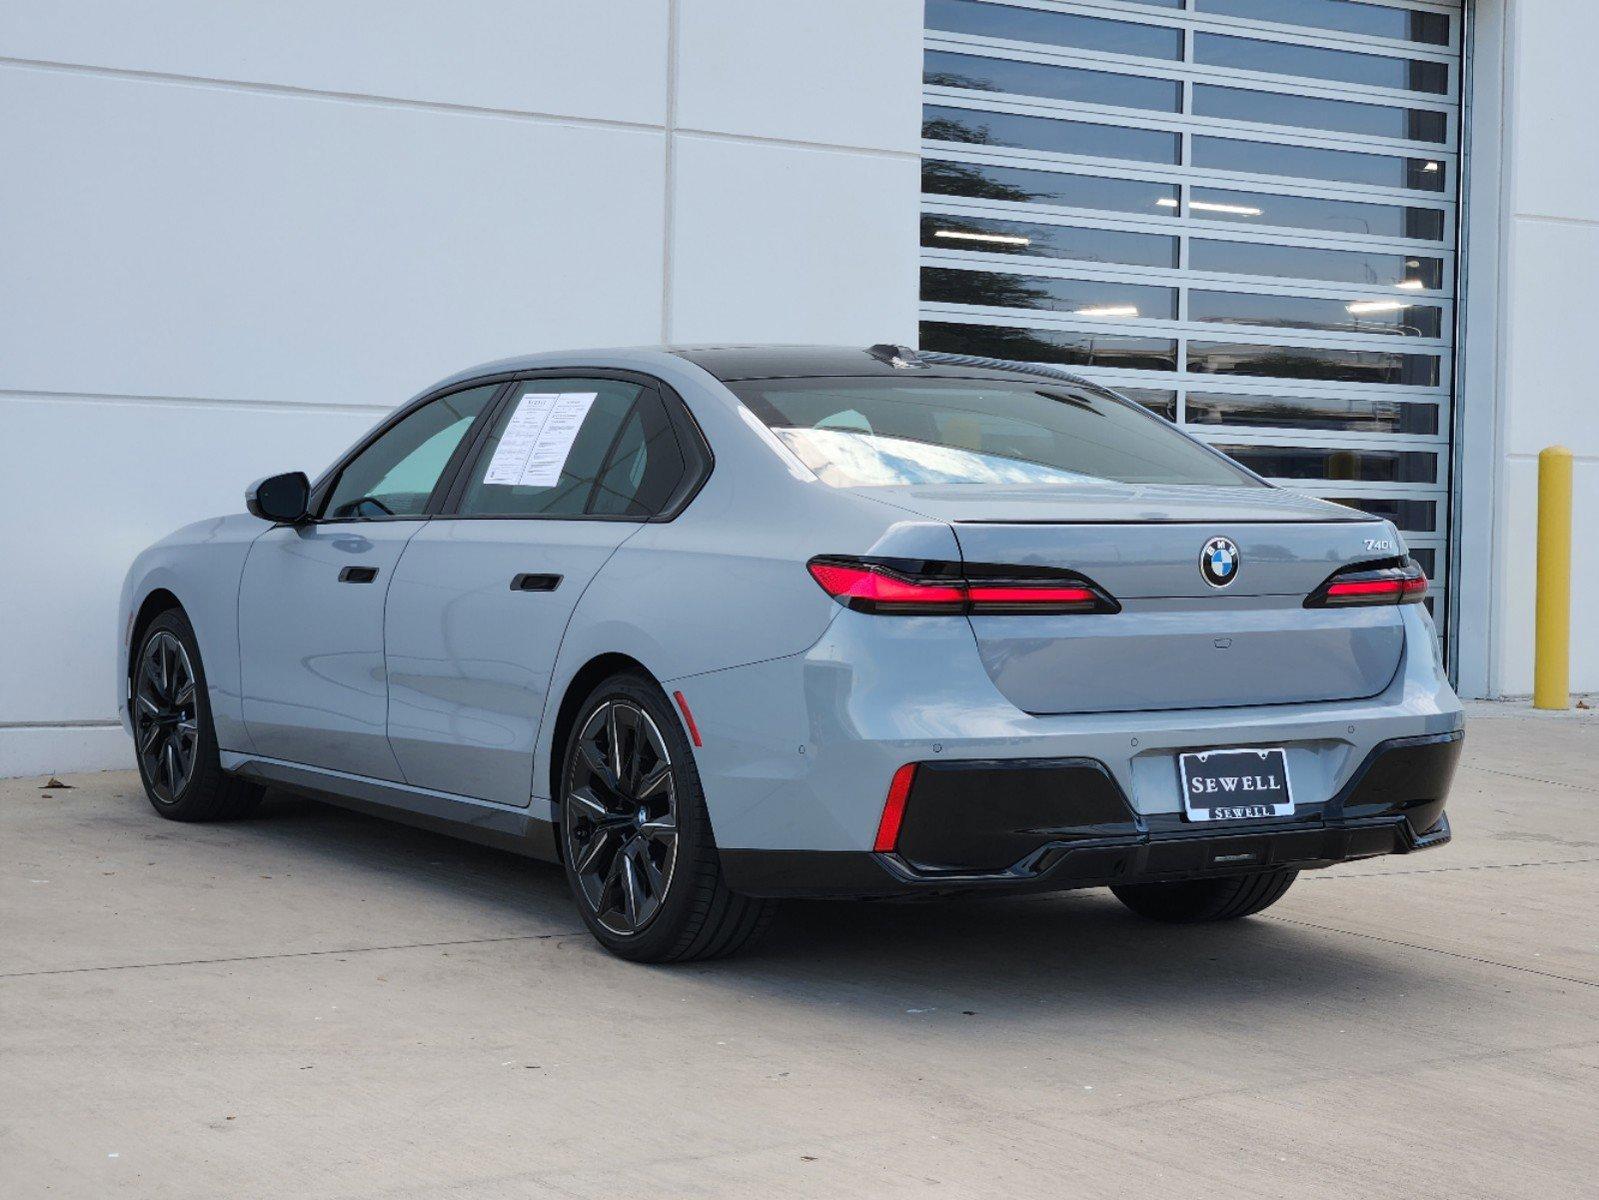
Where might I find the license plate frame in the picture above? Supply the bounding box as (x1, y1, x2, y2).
(1179, 747, 1294, 822)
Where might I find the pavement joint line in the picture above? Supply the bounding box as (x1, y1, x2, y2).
(1265, 916, 1599, 989)
(1306, 856, 1599, 880)
(1463, 765, 1599, 794)
(1077, 1034, 1599, 1120)
(0, 930, 587, 980)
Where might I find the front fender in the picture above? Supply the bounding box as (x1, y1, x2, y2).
(118, 514, 263, 752)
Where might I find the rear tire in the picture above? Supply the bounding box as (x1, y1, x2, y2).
(558, 672, 776, 963)
(131, 609, 263, 822)
(1111, 868, 1298, 923)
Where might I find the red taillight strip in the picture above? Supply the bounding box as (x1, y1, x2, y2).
(807, 558, 1115, 615)
(1307, 559, 1427, 608)
(1326, 578, 1424, 600)
(966, 583, 1098, 606)
(874, 763, 918, 853)
(672, 690, 703, 747)
(806, 562, 965, 607)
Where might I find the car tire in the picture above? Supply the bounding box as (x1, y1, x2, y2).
(558, 672, 776, 963)
(1110, 868, 1298, 923)
(131, 608, 263, 822)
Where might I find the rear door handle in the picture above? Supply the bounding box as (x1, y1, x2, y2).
(339, 565, 379, 583)
(510, 573, 562, 592)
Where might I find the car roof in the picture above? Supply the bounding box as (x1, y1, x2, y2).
(427, 344, 1103, 389)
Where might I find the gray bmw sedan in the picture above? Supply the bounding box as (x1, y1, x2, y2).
(119, 345, 1462, 961)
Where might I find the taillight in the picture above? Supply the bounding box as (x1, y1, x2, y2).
(1306, 558, 1428, 608)
(804, 561, 965, 614)
(807, 557, 1118, 615)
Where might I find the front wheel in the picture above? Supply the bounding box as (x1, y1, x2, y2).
(559, 673, 776, 962)
(1111, 868, 1298, 923)
(131, 609, 263, 822)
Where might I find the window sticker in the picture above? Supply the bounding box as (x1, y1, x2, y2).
(482, 391, 599, 488)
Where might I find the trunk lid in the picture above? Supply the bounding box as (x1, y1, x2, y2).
(859, 484, 1405, 715)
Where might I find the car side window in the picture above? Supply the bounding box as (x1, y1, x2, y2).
(456, 379, 686, 518)
(322, 383, 500, 520)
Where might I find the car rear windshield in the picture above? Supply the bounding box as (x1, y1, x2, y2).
(729, 376, 1260, 488)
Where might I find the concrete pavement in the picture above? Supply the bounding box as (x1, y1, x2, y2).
(2, 702, 1596, 1198)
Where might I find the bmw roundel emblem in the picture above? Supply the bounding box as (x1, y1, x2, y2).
(1200, 536, 1240, 588)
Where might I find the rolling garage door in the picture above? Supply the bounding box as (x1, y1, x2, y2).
(918, 0, 1463, 641)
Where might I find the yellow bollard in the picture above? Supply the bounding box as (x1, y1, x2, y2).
(1534, 446, 1573, 710)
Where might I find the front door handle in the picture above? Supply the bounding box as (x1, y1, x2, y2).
(339, 565, 379, 583)
(510, 573, 562, 592)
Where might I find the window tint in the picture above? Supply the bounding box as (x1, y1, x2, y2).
(1187, 341, 1441, 387)
(1185, 392, 1440, 435)
(1188, 289, 1444, 338)
(1329, 496, 1438, 532)
(1186, 187, 1446, 241)
(456, 380, 684, 518)
(924, 50, 1181, 112)
(922, 267, 1178, 319)
(1197, 0, 1450, 47)
(1193, 84, 1447, 143)
(921, 320, 1179, 372)
(926, 0, 1183, 59)
(922, 213, 1178, 269)
(1190, 239, 1444, 289)
(1216, 443, 1437, 483)
(732, 377, 1253, 489)
(1195, 32, 1449, 94)
(323, 383, 499, 520)
(1120, 388, 1179, 421)
(590, 394, 688, 517)
(922, 159, 1180, 216)
(1193, 135, 1447, 192)
(923, 105, 1180, 165)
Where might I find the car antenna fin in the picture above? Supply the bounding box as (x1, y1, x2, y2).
(866, 343, 926, 369)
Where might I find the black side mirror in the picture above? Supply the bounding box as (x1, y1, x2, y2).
(246, 471, 311, 524)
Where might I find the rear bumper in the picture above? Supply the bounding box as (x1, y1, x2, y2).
(721, 731, 1460, 898)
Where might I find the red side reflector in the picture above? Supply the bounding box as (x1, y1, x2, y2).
(672, 690, 703, 747)
(874, 763, 918, 853)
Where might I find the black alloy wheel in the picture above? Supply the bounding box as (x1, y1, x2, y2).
(134, 629, 200, 804)
(563, 698, 681, 936)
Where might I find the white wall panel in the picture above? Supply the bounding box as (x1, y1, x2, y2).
(0, 64, 666, 408)
(1500, 219, 1599, 456)
(1, 6, 929, 773)
(0, 398, 380, 727)
(1506, 0, 1599, 223)
(0, 0, 669, 126)
(675, 0, 923, 151)
(667, 134, 919, 344)
(1483, 0, 1599, 695)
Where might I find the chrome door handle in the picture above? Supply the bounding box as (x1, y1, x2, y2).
(510, 573, 562, 592)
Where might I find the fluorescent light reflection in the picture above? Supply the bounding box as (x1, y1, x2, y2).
(1156, 198, 1264, 217)
(1075, 305, 1140, 318)
(1192, 200, 1263, 216)
(1346, 300, 1411, 315)
(933, 229, 1031, 246)
(1395, 279, 1427, 291)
